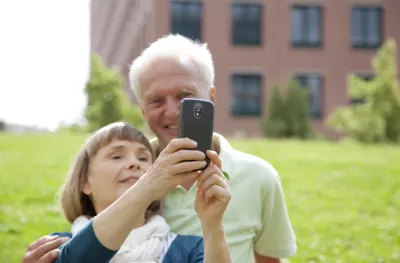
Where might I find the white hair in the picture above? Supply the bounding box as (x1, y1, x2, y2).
(128, 34, 215, 103)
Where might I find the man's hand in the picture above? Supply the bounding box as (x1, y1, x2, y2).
(21, 235, 69, 263)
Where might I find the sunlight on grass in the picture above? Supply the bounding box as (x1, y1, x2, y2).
(0, 133, 399, 262)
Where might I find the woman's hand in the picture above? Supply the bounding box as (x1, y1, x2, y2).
(137, 138, 207, 201)
(194, 150, 231, 228)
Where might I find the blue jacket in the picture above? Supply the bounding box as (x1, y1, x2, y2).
(51, 220, 204, 263)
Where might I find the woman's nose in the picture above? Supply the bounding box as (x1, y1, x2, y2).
(126, 156, 140, 170)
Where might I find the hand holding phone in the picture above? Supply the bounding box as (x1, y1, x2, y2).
(177, 98, 214, 169)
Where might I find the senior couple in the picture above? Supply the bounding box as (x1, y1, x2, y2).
(21, 34, 297, 263)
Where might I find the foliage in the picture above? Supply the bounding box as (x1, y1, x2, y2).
(327, 39, 400, 143)
(0, 120, 6, 132)
(262, 80, 313, 139)
(84, 54, 124, 132)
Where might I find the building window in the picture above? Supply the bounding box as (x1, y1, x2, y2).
(351, 6, 382, 49)
(291, 6, 322, 47)
(350, 73, 375, 105)
(170, 1, 202, 41)
(295, 74, 323, 119)
(231, 74, 262, 117)
(231, 4, 262, 46)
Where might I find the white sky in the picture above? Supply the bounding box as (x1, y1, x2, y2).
(0, 0, 90, 130)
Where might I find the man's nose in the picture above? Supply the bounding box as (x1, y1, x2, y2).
(164, 99, 180, 119)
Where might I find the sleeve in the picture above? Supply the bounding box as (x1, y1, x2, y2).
(254, 172, 297, 259)
(54, 219, 118, 263)
(189, 237, 204, 263)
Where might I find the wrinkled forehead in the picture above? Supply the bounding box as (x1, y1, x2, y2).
(140, 58, 207, 100)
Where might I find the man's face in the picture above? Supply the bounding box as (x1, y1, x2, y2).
(139, 58, 215, 150)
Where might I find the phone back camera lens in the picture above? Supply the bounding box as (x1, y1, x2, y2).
(195, 106, 201, 112)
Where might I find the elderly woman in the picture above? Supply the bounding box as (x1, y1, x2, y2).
(50, 122, 231, 263)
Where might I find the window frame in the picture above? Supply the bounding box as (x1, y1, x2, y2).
(351, 6, 383, 49)
(291, 5, 323, 48)
(294, 74, 324, 119)
(170, 1, 203, 41)
(231, 3, 263, 46)
(231, 73, 263, 117)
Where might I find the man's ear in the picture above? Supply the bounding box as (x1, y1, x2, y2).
(140, 106, 146, 118)
(209, 87, 216, 104)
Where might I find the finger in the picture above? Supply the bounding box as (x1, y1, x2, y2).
(206, 150, 222, 170)
(196, 163, 222, 187)
(162, 138, 197, 154)
(169, 149, 205, 164)
(37, 249, 60, 263)
(204, 185, 231, 203)
(171, 160, 207, 175)
(31, 237, 69, 261)
(28, 235, 59, 251)
(199, 174, 226, 192)
(174, 170, 199, 186)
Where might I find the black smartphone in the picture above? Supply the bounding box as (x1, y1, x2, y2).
(177, 98, 214, 169)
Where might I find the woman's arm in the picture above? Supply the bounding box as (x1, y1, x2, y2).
(194, 150, 232, 263)
(93, 138, 207, 251)
(202, 224, 231, 263)
(54, 220, 116, 263)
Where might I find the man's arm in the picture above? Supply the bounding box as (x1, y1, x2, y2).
(21, 235, 69, 263)
(253, 163, 297, 260)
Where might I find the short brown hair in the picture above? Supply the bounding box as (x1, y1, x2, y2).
(59, 122, 160, 223)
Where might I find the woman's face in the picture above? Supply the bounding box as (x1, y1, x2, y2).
(82, 139, 153, 214)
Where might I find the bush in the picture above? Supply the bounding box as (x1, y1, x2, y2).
(327, 39, 400, 143)
(84, 53, 144, 132)
(0, 120, 6, 132)
(262, 79, 313, 139)
(121, 98, 145, 131)
(261, 85, 287, 137)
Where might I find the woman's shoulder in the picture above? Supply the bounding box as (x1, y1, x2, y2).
(163, 234, 203, 263)
(174, 234, 203, 244)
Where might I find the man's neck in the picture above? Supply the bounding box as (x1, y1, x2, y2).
(153, 135, 221, 192)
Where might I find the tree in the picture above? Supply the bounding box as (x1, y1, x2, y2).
(327, 38, 400, 143)
(285, 79, 313, 139)
(261, 85, 287, 137)
(84, 54, 124, 132)
(261, 80, 313, 139)
(0, 120, 6, 132)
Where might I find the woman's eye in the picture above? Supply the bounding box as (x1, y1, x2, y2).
(111, 155, 122, 160)
(139, 157, 148, 162)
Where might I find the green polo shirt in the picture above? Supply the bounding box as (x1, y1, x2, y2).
(151, 133, 297, 263)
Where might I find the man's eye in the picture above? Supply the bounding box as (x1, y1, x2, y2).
(180, 93, 193, 99)
(150, 99, 161, 105)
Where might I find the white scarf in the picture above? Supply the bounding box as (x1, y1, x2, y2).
(71, 215, 173, 263)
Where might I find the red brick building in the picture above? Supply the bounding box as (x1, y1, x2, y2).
(90, 0, 400, 137)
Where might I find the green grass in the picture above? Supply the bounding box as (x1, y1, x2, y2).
(1, 133, 399, 263)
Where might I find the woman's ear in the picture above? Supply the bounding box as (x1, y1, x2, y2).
(82, 181, 92, 195)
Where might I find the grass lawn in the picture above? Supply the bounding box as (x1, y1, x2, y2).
(0, 132, 399, 263)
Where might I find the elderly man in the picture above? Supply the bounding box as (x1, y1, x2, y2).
(21, 34, 296, 263)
